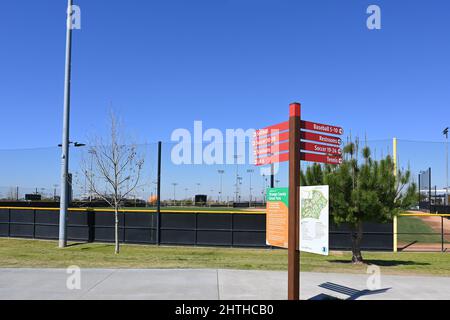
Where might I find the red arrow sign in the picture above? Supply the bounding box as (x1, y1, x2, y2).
(255, 141, 340, 159)
(301, 120, 343, 135)
(300, 142, 341, 155)
(254, 152, 289, 166)
(253, 131, 289, 147)
(301, 152, 342, 165)
(254, 121, 289, 138)
(301, 131, 341, 146)
(255, 151, 343, 166)
(254, 142, 289, 157)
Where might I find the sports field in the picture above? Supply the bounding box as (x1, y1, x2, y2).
(398, 215, 449, 251)
(0, 238, 449, 276)
(398, 216, 443, 243)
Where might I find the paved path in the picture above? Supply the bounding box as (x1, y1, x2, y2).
(0, 269, 449, 300)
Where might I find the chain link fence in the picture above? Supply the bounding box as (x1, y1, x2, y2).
(1, 139, 447, 206)
(0, 138, 448, 252)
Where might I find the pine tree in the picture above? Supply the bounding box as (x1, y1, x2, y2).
(301, 141, 417, 264)
(328, 142, 416, 263)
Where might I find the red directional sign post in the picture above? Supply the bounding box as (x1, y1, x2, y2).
(288, 103, 301, 300)
(253, 102, 343, 300)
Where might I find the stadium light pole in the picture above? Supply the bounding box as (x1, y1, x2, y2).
(217, 170, 225, 203)
(184, 187, 189, 205)
(247, 169, 254, 207)
(233, 154, 242, 203)
(237, 176, 243, 202)
(172, 183, 178, 206)
(444, 127, 449, 206)
(58, 0, 74, 248)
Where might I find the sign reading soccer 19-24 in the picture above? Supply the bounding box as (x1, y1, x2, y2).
(299, 185, 329, 256)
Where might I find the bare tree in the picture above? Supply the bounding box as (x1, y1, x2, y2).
(81, 112, 144, 254)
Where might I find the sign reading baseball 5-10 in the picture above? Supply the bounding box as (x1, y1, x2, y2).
(253, 102, 343, 301)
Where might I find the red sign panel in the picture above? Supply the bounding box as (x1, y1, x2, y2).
(300, 142, 341, 155)
(254, 142, 289, 157)
(301, 131, 341, 146)
(254, 152, 289, 166)
(301, 152, 342, 165)
(301, 120, 343, 135)
(254, 121, 289, 138)
(255, 151, 342, 166)
(253, 118, 344, 166)
(253, 131, 289, 147)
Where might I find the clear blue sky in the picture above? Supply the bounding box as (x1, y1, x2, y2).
(1, 0, 449, 198)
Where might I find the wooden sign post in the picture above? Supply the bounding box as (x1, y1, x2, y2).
(288, 102, 301, 300)
(253, 102, 343, 300)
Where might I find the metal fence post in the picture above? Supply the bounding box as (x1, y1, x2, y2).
(442, 216, 444, 253)
(33, 209, 36, 239)
(429, 168, 432, 212)
(393, 137, 398, 253)
(123, 211, 126, 244)
(195, 212, 198, 246)
(231, 213, 234, 247)
(156, 141, 162, 245)
(8, 209, 11, 237)
(418, 173, 421, 206)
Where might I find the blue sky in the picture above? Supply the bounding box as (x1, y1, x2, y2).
(1, 0, 449, 198)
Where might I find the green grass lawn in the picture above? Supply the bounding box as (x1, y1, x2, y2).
(0, 238, 449, 276)
(398, 216, 442, 243)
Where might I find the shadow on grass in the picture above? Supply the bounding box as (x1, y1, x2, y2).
(398, 241, 418, 251)
(65, 243, 113, 250)
(330, 259, 430, 266)
(79, 244, 113, 250)
(65, 242, 88, 248)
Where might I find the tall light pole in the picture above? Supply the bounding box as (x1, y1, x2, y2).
(237, 176, 243, 202)
(218, 170, 225, 203)
(444, 127, 449, 206)
(53, 184, 58, 201)
(233, 154, 241, 202)
(247, 169, 254, 207)
(59, 0, 74, 248)
(184, 187, 189, 206)
(172, 183, 178, 206)
(262, 174, 268, 204)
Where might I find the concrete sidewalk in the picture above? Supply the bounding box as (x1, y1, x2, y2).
(0, 268, 449, 300)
